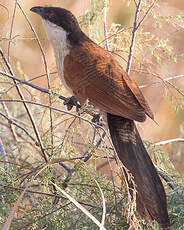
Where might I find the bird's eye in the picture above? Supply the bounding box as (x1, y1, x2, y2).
(48, 10, 54, 17)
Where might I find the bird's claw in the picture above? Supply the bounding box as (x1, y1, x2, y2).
(91, 114, 103, 126)
(64, 96, 79, 112)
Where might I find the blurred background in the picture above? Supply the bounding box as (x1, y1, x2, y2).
(0, 0, 184, 175)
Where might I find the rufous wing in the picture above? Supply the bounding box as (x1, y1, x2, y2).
(64, 39, 153, 122)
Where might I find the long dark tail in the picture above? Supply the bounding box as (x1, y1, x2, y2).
(107, 113, 170, 229)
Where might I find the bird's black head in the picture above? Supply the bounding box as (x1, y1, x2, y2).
(30, 6, 83, 45)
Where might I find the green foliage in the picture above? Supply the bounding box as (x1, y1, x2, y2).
(167, 187, 184, 229)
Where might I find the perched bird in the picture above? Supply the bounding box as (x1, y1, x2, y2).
(30, 6, 170, 229)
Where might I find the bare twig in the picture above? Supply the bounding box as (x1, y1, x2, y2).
(140, 74, 184, 88)
(155, 164, 177, 190)
(2, 71, 57, 96)
(126, 0, 156, 73)
(138, 71, 184, 100)
(0, 4, 9, 19)
(0, 71, 79, 107)
(17, 1, 54, 155)
(2, 185, 99, 208)
(136, 1, 157, 30)
(0, 137, 8, 171)
(133, 0, 138, 7)
(83, 132, 106, 162)
(103, 0, 109, 51)
(3, 71, 184, 112)
(154, 164, 184, 203)
(1, 3, 20, 144)
(63, 132, 106, 185)
(153, 138, 184, 146)
(0, 99, 105, 131)
(60, 118, 77, 147)
(1, 102, 18, 142)
(7, 0, 17, 62)
(103, 1, 120, 213)
(126, 0, 143, 74)
(0, 111, 39, 146)
(0, 48, 47, 162)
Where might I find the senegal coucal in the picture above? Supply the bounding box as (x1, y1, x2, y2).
(30, 6, 170, 229)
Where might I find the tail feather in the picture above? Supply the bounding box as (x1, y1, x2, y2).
(107, 113, 170, 229)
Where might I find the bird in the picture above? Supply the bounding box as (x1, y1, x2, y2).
(30, 6, 170, 229)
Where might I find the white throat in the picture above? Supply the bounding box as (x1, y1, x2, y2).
(42, 19, 72, 92)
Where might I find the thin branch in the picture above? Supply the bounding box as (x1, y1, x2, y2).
(153, 138, 184, 146)
(154, 164, 184, 203)
(60, 117, 77, 147)
(126, 0, 143, 74)
(0, 134, 40, 152)
(0, 4, 9, 19)
(17, 1, 55, 156)
(126, 1, 156, 73)
(140, 74, 184, 88)
(136, 0, 157, 30)
(103, 0, 109, 51)
(155, 165, 177, 190)
(63, 132, 106, 185)
(0, 71, 78, 106)
(4, 71, 184, 110)
(2, 71, 57, 96)
(0, 111, 39, 146)
(1, 102, 18, 142)
(0, 137, 8, 171)
(103, 2, 124, 212)
(0, 48, 47, 162)
(133, 0, 138, 7)
(0, 99, 105, 130)
(2, 185, 99, 208)
(7, 0, 17, 62)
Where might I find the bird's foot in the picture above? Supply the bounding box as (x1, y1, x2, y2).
(63, 96, 80, 112)
(91, 113, 103, 126)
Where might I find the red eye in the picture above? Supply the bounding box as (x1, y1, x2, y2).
(48, 10, 54, 17)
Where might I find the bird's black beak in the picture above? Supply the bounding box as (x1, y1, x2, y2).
(30, 6, 44, 16)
